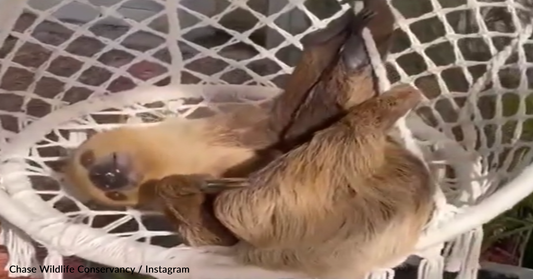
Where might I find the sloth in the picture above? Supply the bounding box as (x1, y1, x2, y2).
(61, 1, 434, 278)
(145, 84, 435, 278)
(62, 0, 395, 208)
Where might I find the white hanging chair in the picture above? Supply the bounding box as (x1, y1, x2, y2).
(0, 0, 532, 278)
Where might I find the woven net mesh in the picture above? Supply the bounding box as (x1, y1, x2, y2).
(1, 0, 533, 277)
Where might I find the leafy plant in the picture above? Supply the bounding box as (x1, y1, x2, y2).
(482, 195, 533, 266)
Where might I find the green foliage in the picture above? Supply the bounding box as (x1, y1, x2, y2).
(482, 194, 533, 266)
(481, 80, 533, 266)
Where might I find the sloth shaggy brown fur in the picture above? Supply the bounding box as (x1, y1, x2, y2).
(62, 0, 395, 208)
(146, 84, 435, 278)
(60, 1, 435, 277)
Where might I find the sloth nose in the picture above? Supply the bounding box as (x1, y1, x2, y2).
(87, 152, 131, 191)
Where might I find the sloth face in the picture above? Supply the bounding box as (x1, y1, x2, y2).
(79, 150, 139, 196)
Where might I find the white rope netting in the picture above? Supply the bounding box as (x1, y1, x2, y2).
(0, 0, 533, 278)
